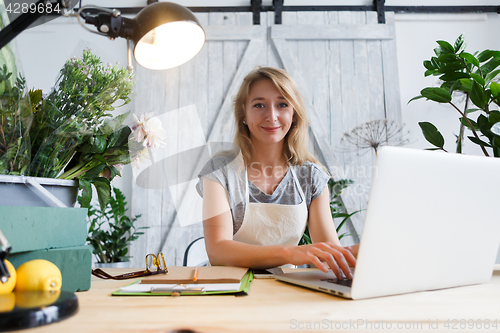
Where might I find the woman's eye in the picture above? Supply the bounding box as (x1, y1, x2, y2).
(253, 103, 265, 108)
(278, 103, 289, 108)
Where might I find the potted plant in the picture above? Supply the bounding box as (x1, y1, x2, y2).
(87, 186, 146, 266)
(409, 35, 500, 156)
(0, 48, 166, 209)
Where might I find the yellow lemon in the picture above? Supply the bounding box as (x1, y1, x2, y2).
(0, 292, 15, 312)
(0, 260, 16, 294)
(15, 259, 62, 292)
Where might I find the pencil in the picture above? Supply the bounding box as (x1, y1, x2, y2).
(193, 267, 199, 282)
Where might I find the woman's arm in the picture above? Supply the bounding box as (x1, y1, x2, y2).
(202, 178, 355, 278)
(308, 184, 360, 259)
(307, 184, 341, 244)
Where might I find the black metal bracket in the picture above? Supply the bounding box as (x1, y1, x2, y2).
(251, 0, 262, 25)
(375, 0, 386, 23)
(274, 0, 284, 25)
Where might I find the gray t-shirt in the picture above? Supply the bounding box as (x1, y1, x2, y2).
(196, 152, 330, 234)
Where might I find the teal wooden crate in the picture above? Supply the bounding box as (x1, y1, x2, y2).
(8, 245, 92, 292)
(0, 206, 87, 253)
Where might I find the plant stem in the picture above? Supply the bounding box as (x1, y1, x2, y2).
(57, 160, 87, 179)
(449, 101, 490, 157)
(456, 93, 469, 153)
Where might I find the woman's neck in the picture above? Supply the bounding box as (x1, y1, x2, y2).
(248, 140, 287, 171)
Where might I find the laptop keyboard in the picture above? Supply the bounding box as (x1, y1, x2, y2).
(321, 278, 353, 287)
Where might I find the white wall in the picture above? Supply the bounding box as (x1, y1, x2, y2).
(12, 1, 500, 262)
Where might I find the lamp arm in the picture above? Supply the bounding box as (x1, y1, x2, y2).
(0, 0, 75, 50)
(0, 228, 12, 283)
(77, 6, 134, 40)
(0, 0, 46, 49)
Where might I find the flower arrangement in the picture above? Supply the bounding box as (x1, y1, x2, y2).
(0, 49, 166, 208)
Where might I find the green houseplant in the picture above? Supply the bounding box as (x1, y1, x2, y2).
(87, 187, 146, 264)
(300, 178, 359, 245)
(1, 49, 166, 209)
(409, 35, 500, 156)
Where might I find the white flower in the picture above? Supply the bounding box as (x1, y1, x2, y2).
(131, 149, 150, 169)
(131, 113, 167, 150)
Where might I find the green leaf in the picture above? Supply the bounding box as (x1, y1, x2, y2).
(430, 57, 440, 69)
(437, 53, 459, 63)
(100, 111, 130, 134)
(419, 122, 445, 149)
(456, 78, 473, 93)
(438, 72, 470, 82)
(107, 126, 131, 148)
(454, 34, 467, 53)
(470, 81, 488, 109)
(485, 69, 500, 84)
(424, 69, 436, 77)
(93, 177, 111, 211)
(437, 40, 455, 54)
(466, 108, 481, 114)
(459, 52, 480, 68)
(459, 117, 479, 131)
(420, 87, 452, 103)
(480, 58, 500, 75)
(488, 111, 500, 125)
(468, 136, 492, 147)
(90, 135, 107, 154)
(490, 82, 500, 98)
(407, 95, 425, 104)
(436, 61, 465, 72)
(477, 114, 489, 128)
(423, 60, 435, 70)
(470, 73, 486, 86)
(78, 179, 92, 208)
(84, 163, 106, 180)
(94, 154, 107, 164)
(477, 50, 496, 63)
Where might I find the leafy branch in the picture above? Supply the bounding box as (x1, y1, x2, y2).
(409, 35, 500, 157)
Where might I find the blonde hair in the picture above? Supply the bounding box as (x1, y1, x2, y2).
(233, 67, 318, 166)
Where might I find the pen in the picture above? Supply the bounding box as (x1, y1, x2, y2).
(193, 267, 199, 282)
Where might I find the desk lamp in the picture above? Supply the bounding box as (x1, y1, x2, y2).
(0, 228, 11, 283)
(0, 0, 206, 70)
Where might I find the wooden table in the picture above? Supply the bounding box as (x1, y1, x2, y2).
(22, 266, 500, 333)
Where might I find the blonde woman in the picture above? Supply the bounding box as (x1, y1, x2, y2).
(196, 67, 357, 279)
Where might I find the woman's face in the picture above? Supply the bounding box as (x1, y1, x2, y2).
(244, 79, 294, 146)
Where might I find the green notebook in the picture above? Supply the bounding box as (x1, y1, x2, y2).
(112, 269, 253, 296)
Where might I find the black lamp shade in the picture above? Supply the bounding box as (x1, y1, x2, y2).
(132, 2, 205, 70)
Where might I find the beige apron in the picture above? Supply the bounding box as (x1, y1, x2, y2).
(233, 166, 308, 247)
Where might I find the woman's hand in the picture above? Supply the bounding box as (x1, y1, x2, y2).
(344, 244, 360, 260)
(284, 242, 356, 279)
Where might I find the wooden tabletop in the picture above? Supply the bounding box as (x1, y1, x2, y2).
(21, 266, 500, 333)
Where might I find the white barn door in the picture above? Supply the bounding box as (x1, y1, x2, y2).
(129, 11, 402, 267)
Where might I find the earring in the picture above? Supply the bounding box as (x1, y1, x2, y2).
(243, 120, 246, 124)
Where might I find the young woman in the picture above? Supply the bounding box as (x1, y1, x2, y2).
(196, 67, 357, 279)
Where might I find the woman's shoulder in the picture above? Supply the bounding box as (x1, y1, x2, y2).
(199, 150, 241, 176)
(293, 161, 329, 178)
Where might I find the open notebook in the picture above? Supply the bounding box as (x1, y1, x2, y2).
(113, 266, 252, 296)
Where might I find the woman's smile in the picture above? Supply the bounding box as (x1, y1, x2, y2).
(262, 126, 281, 132)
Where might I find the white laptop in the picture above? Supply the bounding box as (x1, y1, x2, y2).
(274, 146, 500, 300)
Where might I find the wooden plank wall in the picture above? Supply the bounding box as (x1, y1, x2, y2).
(129, 11, 402, 267)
